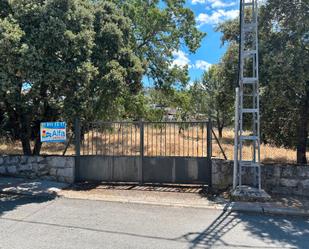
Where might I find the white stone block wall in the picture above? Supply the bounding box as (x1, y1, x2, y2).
(212, 159, 309, 197)
(0, 156, 75, 183)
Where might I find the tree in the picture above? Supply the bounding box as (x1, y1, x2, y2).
(188, 80, 208, 120)
(0, 0, 143, 155)
(112, 0, 205, 88)
(201, 64, 234, 138)
(216, 0, 309, 163)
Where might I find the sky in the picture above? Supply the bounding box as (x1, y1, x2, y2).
(172, 0, 240, 83)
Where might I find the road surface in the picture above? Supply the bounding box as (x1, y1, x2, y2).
(1, 194, 308, 249)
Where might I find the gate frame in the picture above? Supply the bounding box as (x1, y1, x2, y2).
(74, 118, 212, 186)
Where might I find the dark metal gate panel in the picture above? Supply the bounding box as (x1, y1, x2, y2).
(75, 120, 212, 185)
(77, 156, 140, 182)
(143, 157, 210, 184)
(76, 156, 210, 184)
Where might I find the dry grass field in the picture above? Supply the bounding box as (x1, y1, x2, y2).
(212, 128, 307, 164)
(0, 125, 307, 164)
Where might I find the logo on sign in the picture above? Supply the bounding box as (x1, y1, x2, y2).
(40, 122, 66, 143)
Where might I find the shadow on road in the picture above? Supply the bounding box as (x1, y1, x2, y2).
(0, 194, 55, 217)
(183, 210, 309, 249)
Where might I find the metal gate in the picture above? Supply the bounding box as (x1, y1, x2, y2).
(75, 121, 212, 186)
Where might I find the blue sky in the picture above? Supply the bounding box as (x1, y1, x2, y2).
(172, 0, 239, 82)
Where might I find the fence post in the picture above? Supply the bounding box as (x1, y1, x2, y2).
(74, 118, 81, 183)
(207, 119, 212, 188)
(139, 120, 144, 184)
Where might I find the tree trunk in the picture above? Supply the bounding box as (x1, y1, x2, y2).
(218, 126, 223, 139)
(216, 114, 224, 139)
(21, 136, 31, 155)
(19, 114, 32, 155)
(296, 87, 309, 164)
(32, 136, 42, 156)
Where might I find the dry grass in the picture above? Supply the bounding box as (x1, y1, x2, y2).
(0, 125, 307, 164)
(212, 128, 308, 164)
(0, 139, 75, 156)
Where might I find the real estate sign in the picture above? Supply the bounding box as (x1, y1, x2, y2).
(40, 122, 66, 143)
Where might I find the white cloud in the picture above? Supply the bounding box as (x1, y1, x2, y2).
(193, 60, 212, 71)
(192, 0, 236, 8)
(171, 50, 190, 68)
(192, 0, 206, 4)
(171, 52, 212, 72)
(196, 9, 239, 26)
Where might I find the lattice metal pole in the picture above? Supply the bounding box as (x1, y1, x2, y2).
(234, 0, 261, 190)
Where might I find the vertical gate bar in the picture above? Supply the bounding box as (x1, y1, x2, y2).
(131, 123, 133, 156)
(123, 123, 125, 155)
(169, 123, 171, 156)
(177, 123, 181, 156)
(187, 124, 189, 157)
(125, 123, 127, 155)
(87, 123, 90, 155)
(191, 123, 194, 156)
(160, 126, 162, 156)
(146, 123, 148, 156)
(124, 123, 126, 155)
(139, 121, 144, 183)
(117, 123, 119, 156)
(103, 125, 106, 155)
(74, 118, 80, 183)
(85, 123, 87, 155)
(108, 124, 110, 156)
(121, 123, 124, 155)
(156, 125, 157, 156)
(98, 125, 100, 155)
(88, 123, 90, 155)
(83, 123, 85, 156)
(90, 123, 92, 155)
(95, 125, 98, 155)
(91, 123, 94, 155)
(197, 124, 199, 157)
(202, 125, 204, 157)
(174, 123, 176, 156)
(112, 123, 115, 156)
(135, 122, 137, 156)
(102, 124, 104, 155)
(81, 122, 84, 156)
(207, 120, 212, 158)
(151, 124, 155, 156)
(165, 123, 167, 156)
(181, 123, 183, 156)
(207, 120, 212, 187)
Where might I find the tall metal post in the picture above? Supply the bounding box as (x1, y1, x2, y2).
(139, 120, 144, 184)
(207, 119, 212, 187)
(233, 0, 261, 190)
(74, 118, 81, 183)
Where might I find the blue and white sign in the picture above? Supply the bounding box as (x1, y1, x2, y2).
(40, 122, 67, 143)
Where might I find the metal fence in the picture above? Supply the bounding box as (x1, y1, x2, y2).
(79, 121, 212, 158)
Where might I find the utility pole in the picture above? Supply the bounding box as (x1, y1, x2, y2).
(233, 0, 268, 198)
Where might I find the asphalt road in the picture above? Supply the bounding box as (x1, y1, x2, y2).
(1, 194, 309, 249)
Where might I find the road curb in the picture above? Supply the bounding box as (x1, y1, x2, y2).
(225, 202, 309, 217)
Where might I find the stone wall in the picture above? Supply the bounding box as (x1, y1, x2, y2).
(212, 159, 233, 190)
(212, 159, 309, 197)
(0, 155, 75, 183)
(262, 164, 309, 196)
(0, 155, 308, 196)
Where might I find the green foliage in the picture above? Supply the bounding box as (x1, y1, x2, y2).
(0, 0, 143, 154)
(216, 0, 309, 163)
(201, 63, 234, 137)
(111, 0, 205, 88)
